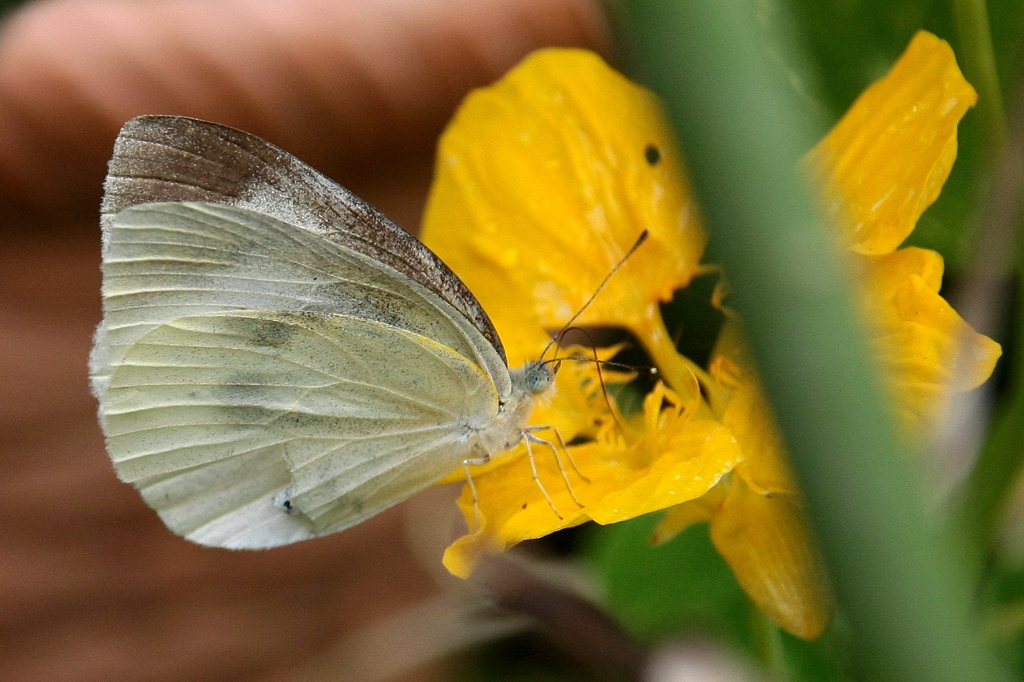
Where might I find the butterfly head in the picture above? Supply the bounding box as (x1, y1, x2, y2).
(521, 360, 556, 395)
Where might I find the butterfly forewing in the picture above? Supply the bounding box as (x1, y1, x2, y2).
(102, 115, 505, 361)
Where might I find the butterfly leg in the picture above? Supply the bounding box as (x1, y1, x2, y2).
(523, 437, 563, 520)
(525, 430, 585, 508)
(524, 425, 590, 482)
(461, 456, 489, 532)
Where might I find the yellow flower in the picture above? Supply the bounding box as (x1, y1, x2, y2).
(423, 48, 739, 578)
(421, 32, 1001, 639)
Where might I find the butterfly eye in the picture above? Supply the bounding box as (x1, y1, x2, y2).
(525, 362, 554, 394)
(644, 144, 661, 166)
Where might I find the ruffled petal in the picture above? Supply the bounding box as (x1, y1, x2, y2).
(864, 251, 1002, 431)
(443, 382, 741, 578)
(861, 246, 945, 305)
(723, 380, 798, 497)
(807, 31, 977, 255)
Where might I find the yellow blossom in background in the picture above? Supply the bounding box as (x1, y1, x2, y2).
(657, 31, 1000, 639)
(421, 32, 1001, 639)
(806, 31, 1002, 433)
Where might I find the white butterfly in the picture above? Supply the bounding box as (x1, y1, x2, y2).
(90, 116, 558, 549)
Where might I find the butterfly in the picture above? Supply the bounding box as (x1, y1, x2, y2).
(89, 115, 560, 549)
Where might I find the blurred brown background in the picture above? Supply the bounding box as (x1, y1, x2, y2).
(0, 1, 608, 679)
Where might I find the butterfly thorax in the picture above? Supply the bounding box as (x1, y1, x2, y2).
(468, 361, 554, 459)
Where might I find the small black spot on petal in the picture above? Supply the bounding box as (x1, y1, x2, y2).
(645, 144, 661, 165)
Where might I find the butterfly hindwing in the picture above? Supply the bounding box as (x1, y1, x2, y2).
(106, 310, 498, 548)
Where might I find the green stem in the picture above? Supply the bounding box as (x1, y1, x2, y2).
(622, 2, 1008, 681)
(950, 0, 1007, 152)
(956, 239, 1024, 569)
(949, 0, 1024, 577)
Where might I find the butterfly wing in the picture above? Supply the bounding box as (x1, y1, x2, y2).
(92, 202, 509, 548)
(90, 202, 510, 401)
(106, 310, 496, 548)
(102, 115, 506, 361)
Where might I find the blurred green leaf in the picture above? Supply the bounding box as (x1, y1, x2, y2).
(585, 515, 750, 645)
(782, 624, 855, 682)
(982, 562, 1024, 678)
(623, 0, 1009, 679)
(0, 0, 27, 17)
(585, 515, 850, 681)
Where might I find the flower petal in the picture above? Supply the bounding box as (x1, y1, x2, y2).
(584, 419, 740, 525)
(422, 48, 706, 365)
(709, 477, 834, 641)
(706, 319, 796, 495)
(443, 382, 741, 577)
(723, 381, 798, 497)
(861, 246, 945, 304)
(865, 252, 1002, 431)
(651, 483, 725, 545)
(807, 31, 977, 255)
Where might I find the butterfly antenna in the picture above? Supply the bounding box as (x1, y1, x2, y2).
(545, 327, 626, 431)
(540, 229, 650, 362)
(590, 343, 624, 431)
